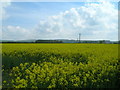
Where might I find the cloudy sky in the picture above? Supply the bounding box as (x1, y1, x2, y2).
(1, 1, 118, 41)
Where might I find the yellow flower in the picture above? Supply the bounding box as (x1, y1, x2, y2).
(12, 79, 14, 83)
(32, 63, 36, 66)
(24, 63, 29, 66)
(3, 81, 6, 83)
(16, 77, 20, 80)
(73, 84, 78, 87)
(20, 63, 23, 67)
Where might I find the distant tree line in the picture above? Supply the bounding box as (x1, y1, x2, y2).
(1, 40, 63, 43)
(1, 40, 119, 44)
(35, 40, 63, 43)
(1, 42, 35, 43)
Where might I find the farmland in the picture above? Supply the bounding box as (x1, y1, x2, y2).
(2, 43, 120, 88)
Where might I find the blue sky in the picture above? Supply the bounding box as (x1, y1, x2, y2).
(3, 2, 85, 28)
(2, 2, 118, 41)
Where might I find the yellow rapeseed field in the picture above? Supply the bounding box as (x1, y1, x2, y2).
(2, 43, 119, 88)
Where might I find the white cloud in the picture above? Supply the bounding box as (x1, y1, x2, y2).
(0, 0, 11, 20)
(34, 1, 118, 40)
(2, 2, 118, 41)
(2, 26, 35, 40)
(0, 0, 11, 39)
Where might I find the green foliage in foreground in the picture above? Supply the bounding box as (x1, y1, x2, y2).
(2, 44, 120, 88)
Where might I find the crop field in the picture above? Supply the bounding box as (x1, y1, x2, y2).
(2, 43, 120, 88)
